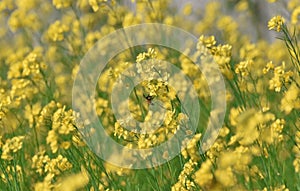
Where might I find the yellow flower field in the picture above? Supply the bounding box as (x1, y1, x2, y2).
(0, 0, 300, 190)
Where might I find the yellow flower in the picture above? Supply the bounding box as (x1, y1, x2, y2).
(291, 6, 300, 24)
(55, 167, 89, 191)
(8, 9, 26, 32)
(182, 3, 193, 16)
(44, 155, 72, 176)
(123, 12, 142, 27)
(274, 185, 290, 191)
(235, 60, 253, 76)
(52, 0, 72, 9)
(194, 160, 213, 187)
(136, 48, 157, 63)
(235, 0, 248, 12)
(263, 61, 274, 74)
(214, 167, 236, 187)
(25, 103, 41, 128)
(172, 159, 197, 191)
(1, 136, 25, 160)
(280, 83, 300, 114)
(47, 131, 58, 153)
(34, 174, 54, 191)
(268, 15, 285, 32)
(8, 8, 42, 32)
(231, 109, 275, 145)
(89, 0, 107, 12)
(181, 133, 202, 161)
(46, 20, 69, 42)
(288, 0, 299, 10)
(269, 62, 293, 92)
(198, 35, 216, 49)
(31, 151, 50, 175)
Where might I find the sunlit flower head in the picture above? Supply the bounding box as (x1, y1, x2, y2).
(268, 15, 285, 32)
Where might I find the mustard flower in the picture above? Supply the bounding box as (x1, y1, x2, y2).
(280, 83, 300, 114)
(31, 151, 51, 175)
(8, 9, 26, 32)
(194, 160, 213, 187)
(89, 0, 108, 12)
(0, 0, 15, 12)
(1, 136, 25, 160)
(44, 155, 72, 176)
(235, 0, 248, 12)
(198, 35, 216, 49)
(24, 103, 41, 128)
(291, 6, 300, 24)
(263, 61, 274, 74)
(230, 109, 275, 145)
(55, 167, 89, 191)
(46, 130, 59, 153)
(172, 159, 198, 191)
(268, 15, 285, 32)
(52, 106, 75, 135)
(46, 20, 69, 42)
(269, 62, 293, 92)
(214, 167, 236, 187)
(136, 48, 157, 63)
(0, 165, 23, 183)
(34, 174, 54, 191)
(181, 133, 202, 161)
(182, 3, 193, 16)
(235, 60, 253, 77)
(8, 8, 41, 32)
(288, 0, 299, 10)
(205, 139, 226, 160)
(52, 0, 72, 9)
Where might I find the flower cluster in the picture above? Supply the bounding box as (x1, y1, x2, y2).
(171, 159, 198, 191)
(268, 15, 285, 32)
(1, 136, 25, 160)
(0, 0, 300, 190)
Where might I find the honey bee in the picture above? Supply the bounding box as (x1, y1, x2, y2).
(143, 94, 154, 105)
